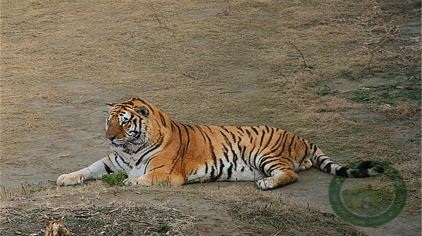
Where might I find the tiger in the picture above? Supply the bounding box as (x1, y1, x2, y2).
(57, 98, 384, 190)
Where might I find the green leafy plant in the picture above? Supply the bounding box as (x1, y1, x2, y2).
(101, 171, 127, 186)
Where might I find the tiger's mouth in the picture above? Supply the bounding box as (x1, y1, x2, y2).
(111, 138, 127, 147)
(110, 136, 145, 148)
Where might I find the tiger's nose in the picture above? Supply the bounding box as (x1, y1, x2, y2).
(106, 134, 116, 141)
(106, 130, 117, 140)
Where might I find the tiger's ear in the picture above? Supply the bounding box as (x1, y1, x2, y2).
(136, 106, 149, 117)
(106, 103, 116, 112)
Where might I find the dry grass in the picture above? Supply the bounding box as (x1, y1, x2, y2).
(1, 187, 195, 235)
(0, 0, 420, 235)
(1, 182, 367, 235)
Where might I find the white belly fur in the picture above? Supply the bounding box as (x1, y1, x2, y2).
(187, 160, 265, 183)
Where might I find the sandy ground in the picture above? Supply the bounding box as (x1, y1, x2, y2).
(1, 0, 420, 235)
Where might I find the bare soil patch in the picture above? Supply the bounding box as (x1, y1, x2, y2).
(1, 0, 420, 235)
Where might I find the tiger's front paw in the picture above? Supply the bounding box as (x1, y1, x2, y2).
(123, 177, 151, 186)
(56, 173, 86, 186)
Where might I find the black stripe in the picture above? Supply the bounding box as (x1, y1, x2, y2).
(320, 158, 331, 169)
(280, 132, 291, 152)
(287, 134, 297, 155)
(262, 127, 274, 150)
(245, 129, 252, 138)
(325, 162, 333, 173)
(261, 131, 290, 162)
(311, 144, 317, 155)
(159, 113, 167, 127)
(221, 126, 231, 133)
(232, 148, 238, 171)
(182, 124, 191, 151)
(169, 123, 186, 173)
(260, 130, 285, 157)
(229, 131, 237, 142)
(251, 144, 263, 169)
(336, 167, 348, 177)
(134, 124, 142, 139)
(205, 163, 209, 174)
(267, 162, 281, 173)
(267, 163, 286, 174)
(202, 130, 218, 178)
(259, 130, 266, 147)
(115, 152, 130, 166)
(210, 166, 216, 181)
(143, 155, 159, 174)
(216, 158, 225, 180)
(297, 142, 308, 167)
(223, 147, 230, 163)
(135, 135, 164, 166)
(196, 126, 208, 143)
(204, 125, 213, 133)
(149, 164, 165, 172)
(247, 145, 259, 168)
(227, 163, 233, 180)
(219, 130, 231, 145)
(103, 163, 113, 174)
(236, 141, 244, 167)
(315, 155, 327, 165)
(183, 123, 192, 130)
(170, 121, 175, 132)
(240, 145, 247, 164)
(236, 126, 245, 135)
(251, 126, 259, 135)
(114, 155, 124, 169)
(259, 157, 278, 171)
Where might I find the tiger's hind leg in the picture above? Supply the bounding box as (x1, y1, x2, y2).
(256, 169, 298, 190)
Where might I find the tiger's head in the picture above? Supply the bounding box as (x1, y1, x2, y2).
(105, 98, 169, 152)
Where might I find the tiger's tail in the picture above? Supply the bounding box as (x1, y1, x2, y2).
(310, 145, 384, 178)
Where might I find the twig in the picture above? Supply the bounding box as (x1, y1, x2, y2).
(273, 228, 283, 236)
(288, 41, 313, 70)
(74, 212, 100, 218)
(149, 4, 176, 40)
(21, 184, 27, 195)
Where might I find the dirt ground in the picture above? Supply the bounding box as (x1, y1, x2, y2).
(0, 0, 420, 235)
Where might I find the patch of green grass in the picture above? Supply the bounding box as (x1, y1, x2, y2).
(95, 206, 113, 213)
(101, 171, 127, 186)
(317, 85, 334, 96)
(339, 69, 357, 81)
(227, 199, 363, 235)
(350, 83, 421, 104)
(327, 63, 421, 105)
(351, 89, 371, 102)
(152, 222, 171, 235)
